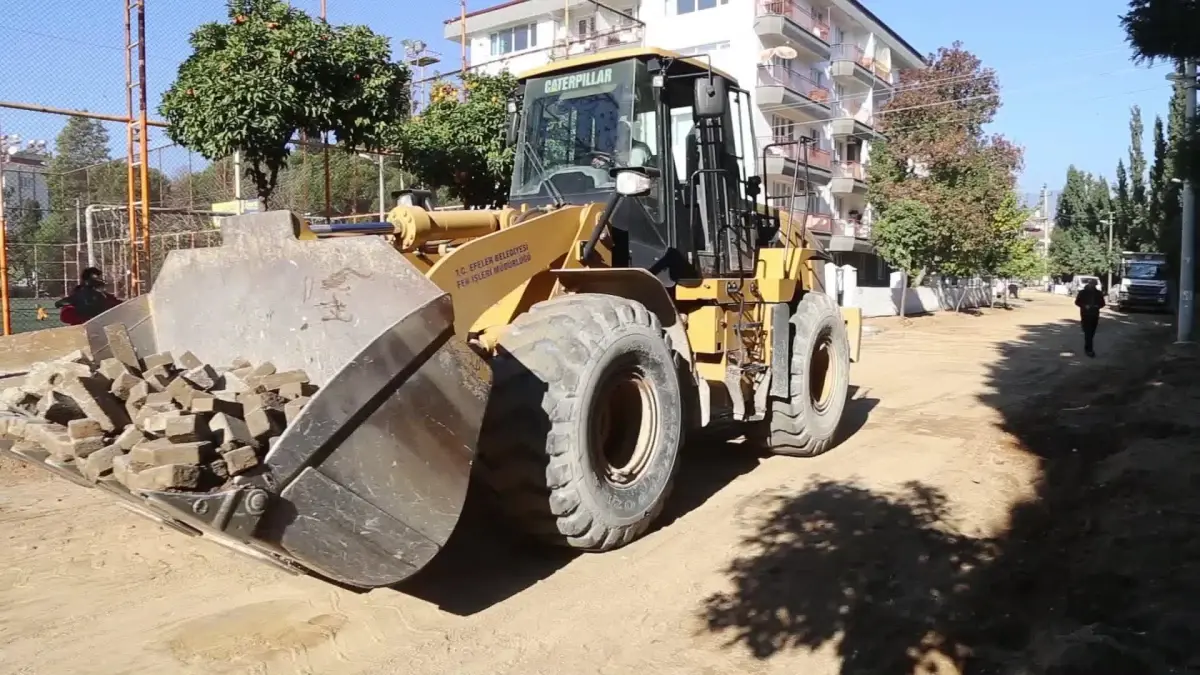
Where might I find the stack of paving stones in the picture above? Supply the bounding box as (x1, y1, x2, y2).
(0, 329, 315, 493)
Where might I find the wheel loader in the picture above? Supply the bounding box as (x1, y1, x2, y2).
(0, 47, 861, 589)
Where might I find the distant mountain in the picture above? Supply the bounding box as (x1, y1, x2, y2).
(1020, 190, 1060, 220)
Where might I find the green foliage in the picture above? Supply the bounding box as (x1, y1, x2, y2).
(159, 0, 411, 205)
(395, 72, 517, 208)
(1049, 226, 1109, 277)
(870, 199, 938, 279)
(978, 192, 1042, 279)
(871, 43, 1022, 277)
(1055, 166, 1091, 233)
(1121, 0, 1200, 63)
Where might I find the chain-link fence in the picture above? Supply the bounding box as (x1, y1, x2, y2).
(6, 206, 222, 334)
(0, 1, 424, 335)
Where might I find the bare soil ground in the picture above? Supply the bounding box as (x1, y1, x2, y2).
(0, 292, 1187, 675)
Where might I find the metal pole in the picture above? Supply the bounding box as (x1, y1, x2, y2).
(1106, 214, 1113, 293)
(75, 197, 82, 261)
(84, 205, 97, 267)
(377, 154, 386, 220)
(1180, 58, 1196, 343)
(0, 131, 11, 336)
(233, 151, 243, 214)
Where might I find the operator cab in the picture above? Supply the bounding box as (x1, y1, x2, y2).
(506, 48, 791, 284)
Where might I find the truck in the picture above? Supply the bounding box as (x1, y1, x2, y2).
(1116, 251, 1171, 312)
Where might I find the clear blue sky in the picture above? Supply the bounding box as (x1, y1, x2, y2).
(0, 0, 1173, 194)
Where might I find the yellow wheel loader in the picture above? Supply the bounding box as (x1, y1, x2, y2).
(0, 47, 861, 589)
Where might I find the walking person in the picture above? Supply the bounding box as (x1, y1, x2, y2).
(1074, 278, 1106, 358)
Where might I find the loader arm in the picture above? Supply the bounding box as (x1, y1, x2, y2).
(422, 204, 607, 336)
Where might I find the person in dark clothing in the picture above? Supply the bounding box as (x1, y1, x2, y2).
(55, 267, 119, 325)
(1074, 278, 1106, 358)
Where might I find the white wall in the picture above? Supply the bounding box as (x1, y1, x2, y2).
(856, 285, 994, 317)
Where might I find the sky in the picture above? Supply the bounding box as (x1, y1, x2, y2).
(0, 0, 1176, 195)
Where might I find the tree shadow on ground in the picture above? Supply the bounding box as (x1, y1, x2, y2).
(702, 307, 1200, 674)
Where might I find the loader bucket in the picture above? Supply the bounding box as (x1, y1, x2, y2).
(1, 211, 490, 589)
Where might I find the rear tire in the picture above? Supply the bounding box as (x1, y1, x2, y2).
(767, 291, 851, 457)
(478, 294, 683, 551)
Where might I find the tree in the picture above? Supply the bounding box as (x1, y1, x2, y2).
(1114, 159, 1134, 248)
(1147, 115, 1170, 251)
(396, 71, 517, 208)
(45, 116, 112, 212)
(1121, 0, 1200, 64)
(981, 192, 1035, 277)
(869, 42, 1022, 277)
(1055, 166, 1091, 234)
(159, 0, 411, 205)
(1128, 105, 1148, 238)
(1049, 226, 1108, 278)
(870, 199, 938, 317)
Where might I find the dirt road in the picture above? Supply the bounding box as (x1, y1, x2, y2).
(0, 293, 1169, 675)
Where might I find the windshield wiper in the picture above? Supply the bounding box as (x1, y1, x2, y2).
(522, 141, 566, 208)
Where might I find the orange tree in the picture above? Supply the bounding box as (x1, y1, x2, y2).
(395, 72, 518, 208)
(159, 0, 410, 206)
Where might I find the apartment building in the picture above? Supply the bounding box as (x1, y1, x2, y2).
(444, 0, 924, 291)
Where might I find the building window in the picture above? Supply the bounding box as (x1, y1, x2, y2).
(577, 16, 596, 36)
(490, 23, 538, 56)
(676, 0, 728, 16)
(771, 115, 795, 140)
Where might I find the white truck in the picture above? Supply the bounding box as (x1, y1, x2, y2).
(1116, 251, 1171, 312)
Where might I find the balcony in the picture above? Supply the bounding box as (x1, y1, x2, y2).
(831, 103, 876, 138)
(768, 196, 834, 235)
(831, 161, 868, 194)
(830, 43, 876, 88)
(758, 136, 833, 181)
(754, 0, 830, 61)
(549, 23, 644, 60)
(756, 65, 832, 122)
(833, 218, 872, 239)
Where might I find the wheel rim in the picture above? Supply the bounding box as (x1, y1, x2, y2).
(589, 356, 659, 486)
(809, 327, 834, 413)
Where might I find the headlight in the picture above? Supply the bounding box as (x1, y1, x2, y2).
(615, 170, 653, 196)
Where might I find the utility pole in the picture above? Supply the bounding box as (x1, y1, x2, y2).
(1105, 213, 1114, 294)
(1181, 59, 1196, 342)
(1168, 61, 1197, 342)
(460, 0, 468, 74)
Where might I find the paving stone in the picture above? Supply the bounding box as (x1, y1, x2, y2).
(221, 445, 259, 475)
(131, 463, 201, 491)
(129, 438, 207, 466)
(57, 375, 131, 432)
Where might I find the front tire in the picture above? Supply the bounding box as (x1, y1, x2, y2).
(767, 291, 852, 457)
(478, 294, 684, 551)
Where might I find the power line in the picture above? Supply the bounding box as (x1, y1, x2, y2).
(0, 23, 123, 51)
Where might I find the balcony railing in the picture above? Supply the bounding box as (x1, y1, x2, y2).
(833, 102, 875, 127)
(835, 160, 866, 181)
(834, 218, 872, 238)
(769, 197, 834, 233)
(757, 65, 831, 104)
(549, 23, 644, 60)
(831, 43, 873, 69)
(759, 136, 833, 171)
(872, 61, 892, 82)
(756, 0, 830, 42)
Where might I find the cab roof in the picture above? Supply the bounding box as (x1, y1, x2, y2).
(517, 47, 737, 84)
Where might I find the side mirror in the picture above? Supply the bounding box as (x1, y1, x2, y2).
(745, 175, 762, 200)
(694, 76, 728, 119)
(610, 166, 661, 197)
(504, 98, 521, 148)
